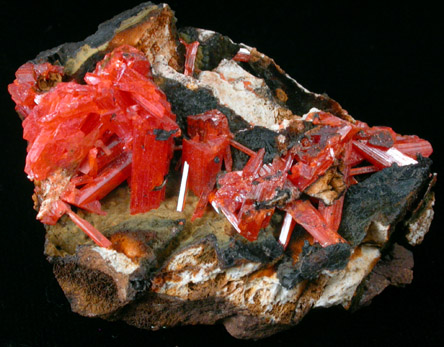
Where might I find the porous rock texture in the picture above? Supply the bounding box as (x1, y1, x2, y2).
(33, 2, 436, 339)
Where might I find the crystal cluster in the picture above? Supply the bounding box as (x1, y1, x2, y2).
(207, 109, 432, 247)
(9, 43, 433, 251)
(9, 45, 180, 247)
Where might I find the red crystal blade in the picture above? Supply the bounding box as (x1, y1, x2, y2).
(350, 165, 379, 176)
(8, 62, 64, 118)
(180, 38, 200, 76)
(285, 199, 346, 247)
(130, 126, 173, 214)
(394, 136, 433, 158)
(243, 148, 265, 178)
(237, 206, 274, 242)
(232, 48, 251, 62)
(187, 109, 232, 140)
(66, 207, 112, 248)
(182, 136, 229, 197)
(318, 196, 345, 233)
(353, 140, 417, 169)
(192, 190, 212, 221)
(76, 151, 132, 206)
(230, 139, 257, 157)
(224, 146, 233, 172)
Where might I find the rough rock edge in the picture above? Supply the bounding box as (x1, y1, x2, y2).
(49, 165, 434, 339)
(405, 173, 437, 246)
(34, 2, 180, 80)
(351, 243, 414, 310)
(23, 2, 437, 340)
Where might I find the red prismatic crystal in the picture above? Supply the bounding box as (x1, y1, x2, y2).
(317, 141, 353, 234)
(65, 205, 112, 249)
(229, 139, 257, 157)
(353, 140, 417, 169)
(9, 45, 182, 246)
(234, 156, 294, 241)
(350, 165, 379, 176)
(288, 117, 355, 192)
(241, 148, 265, 178)
(8, 62, 64, 118)
(345, 147, 365, 167)
(212, 149, 297, 241)
(289, 139, 342, 192)
(183, 136, 230, 219)
(236, 205, 274, 242)
(72, 152, 132, 207)
(232, 48, 251, 62)
(253, 155, 295, 204)
(289, 157, 333, 192)
(285, 199, 346, 247)
(318, 197, 345, 233)
(394, 135, 433, 158)
(38, 198, 71, 226)
(211, 171, 250, 219)
(85, 45, 152, 83)
(180, 38, 200, 76)
(181, 110, 234, 219)
(94, 137, 127, 171)
(187, 109, 232, 140)
(304, 110, 349, 127)
(22, 82, 111, 181)
(211, 149, 265, 239)
(130, 117, 175, 214)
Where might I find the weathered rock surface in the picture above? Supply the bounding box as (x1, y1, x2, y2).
(25, 2, 436, 339)
(352, 243, 414, 309)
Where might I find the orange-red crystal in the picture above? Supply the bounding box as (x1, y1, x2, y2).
(182, 110, 233, 220)
(9, 46, 434, 250)
(9, 45, 180, 233)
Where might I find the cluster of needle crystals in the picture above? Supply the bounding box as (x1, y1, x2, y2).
(9, 43, 433, 251)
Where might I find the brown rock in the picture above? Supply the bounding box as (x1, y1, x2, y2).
(14, 2, 436, 340)
(353, 243, 414, 309)
(52, 245, 147, 317)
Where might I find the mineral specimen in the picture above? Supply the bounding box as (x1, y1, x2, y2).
(8, 1, 436, 340)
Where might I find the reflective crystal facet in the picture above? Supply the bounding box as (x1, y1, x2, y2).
(9, 45, 181, 246)
(9, 47, 434, 249)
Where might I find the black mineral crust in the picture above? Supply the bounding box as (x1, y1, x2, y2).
(233, 126, 281, 168)
(277, 228, 351, 289)
(33, 2, 160, 80)
(213, 232, 284, 269)
(156, 78, 250, 134)
(339, 157, 432, 246)
(178, 27, 240, 71)
(13, 1, 436, 341)
(238, 56, 351, 120)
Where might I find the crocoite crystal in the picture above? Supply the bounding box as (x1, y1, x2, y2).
(9, 45, 180, 247)
(209, 109, 432, 246)
(182, 109, 233, 220)
(8, 62, 64, 118)
(8, 43, 433, 250)
(180, 38, 200, 76)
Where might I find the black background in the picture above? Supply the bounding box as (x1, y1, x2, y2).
(1, 1, 443, 346)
